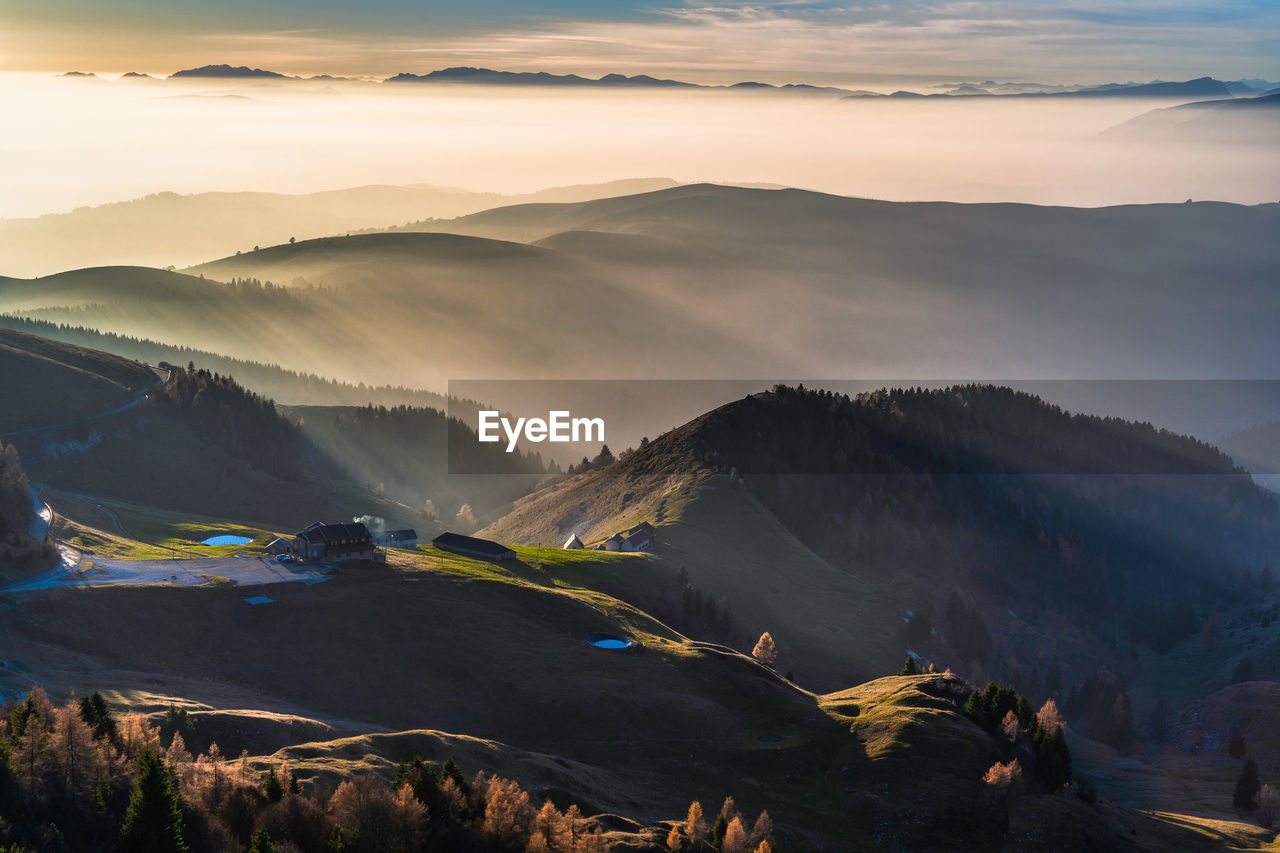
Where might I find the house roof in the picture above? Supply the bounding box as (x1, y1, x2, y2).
(628, 521, 655, 537)
(432, 532, 516, 560)
(297, 522, 371, 544)
(373, 529, 417, 541)
(564, 534, 584, 548)
(624, 529, 651, 547)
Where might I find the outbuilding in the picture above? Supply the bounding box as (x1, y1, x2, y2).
(432, 531, 517, 562)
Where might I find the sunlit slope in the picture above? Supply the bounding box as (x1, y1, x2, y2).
(2, 548, 818, 807)
(184, 230, 753, 385)
(10, 185, 1280, 386)
(0, 179, 683, 278)
(199, 184, 1280, 381)
(484, 383, 1280, 700)
(0, 265, 229, 308)
(0, 330, 402, 528)
(1, 540, 1193, 850)
(482, 458, 906, 691)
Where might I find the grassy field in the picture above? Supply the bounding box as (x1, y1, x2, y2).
(486, 470, 907, 691)
(49, 490, 280, 559)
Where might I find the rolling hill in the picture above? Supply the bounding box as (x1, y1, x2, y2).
(5, 186, 1280, 449)
(0, 179, 681, 278)
(1103, 92, 1280, 144)
(4, 363, 1279, 848)
(188, 183, 1280, 385)
(0, 330, 406, 529)
(483, 386, 1280, 730)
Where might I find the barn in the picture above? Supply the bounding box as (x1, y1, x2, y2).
(372, 529, 418, 549)
(431, 531, 517, 562)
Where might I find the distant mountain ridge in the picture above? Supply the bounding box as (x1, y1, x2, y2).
(170, 64, 288, 79)
(846, 76, 1237, 101)
(145, 65, 1252, 101)
(1103, 90, 1280, 143)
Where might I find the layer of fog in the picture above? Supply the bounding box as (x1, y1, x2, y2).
(2, 72, 1277, 222)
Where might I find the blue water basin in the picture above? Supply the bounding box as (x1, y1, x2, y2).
(587, 632, 633, 649)
(201, 534, 253, 546)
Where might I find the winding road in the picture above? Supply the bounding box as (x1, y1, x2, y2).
(0, 364, 170, 440)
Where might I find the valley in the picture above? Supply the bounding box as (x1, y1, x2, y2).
(1, 182, 1279, 851)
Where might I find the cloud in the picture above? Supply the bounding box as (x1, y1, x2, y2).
(417, 0, 1280, 82)
(3, 0, 1277, 80)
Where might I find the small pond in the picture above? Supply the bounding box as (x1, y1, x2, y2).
(587, 632, 633, 649)
(201, 534, 253, 546)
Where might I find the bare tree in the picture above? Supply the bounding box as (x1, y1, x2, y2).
(684, 800, 708, 846)
(748, 810, 773, 848)
(983, 759, 1023, 787)
(1037, 699, 1065, 734)
(722, 816, 749, 853)
(1257, 784, 1280, 828)
(51, 703, 106, 811)
(752, 632, 778, 667)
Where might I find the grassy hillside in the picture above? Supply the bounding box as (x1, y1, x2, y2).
(0, 330, 411, 530)
(0, 327, 158, 433)
(482, 385, 1280, 758)
(5, 536, 1265, 849)
(3, 535, 1216, 850)
(485, 468, 907, 690)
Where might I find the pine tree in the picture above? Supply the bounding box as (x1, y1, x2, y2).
(119, 748, 188, 852)
(78, 690, 118, 743)
(898, 656, 919, 676)
(1035, 727, 1072, 790)
(261, 767, 284, 802)
(711, 812, 729, 849)
(249, 827, 275, 853)
(1234, 759, 1261, 811)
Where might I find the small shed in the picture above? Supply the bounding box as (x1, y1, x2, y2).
(264, 537, 292, 556)
(372, 529, 418, 549)
(563, 534, 584, 549)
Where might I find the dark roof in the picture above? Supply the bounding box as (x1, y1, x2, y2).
(372, 529, 418, 545)
(628, 521, 655, 537)
(297, 522, 371, 543)
(624, 529, 651, 547)
(432, 532, 516, 560)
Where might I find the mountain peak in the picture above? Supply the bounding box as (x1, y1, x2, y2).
(170, 64, 290, 80)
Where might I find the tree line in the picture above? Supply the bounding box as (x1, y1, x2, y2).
(158, 364, 309, 481)
(7, 688, 750, 852)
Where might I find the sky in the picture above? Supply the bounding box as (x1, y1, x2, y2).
(2, 0, 1278, 84)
